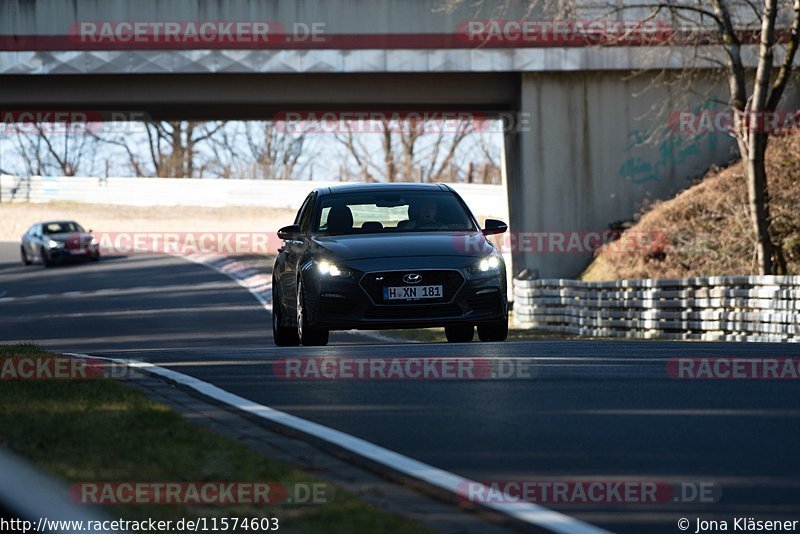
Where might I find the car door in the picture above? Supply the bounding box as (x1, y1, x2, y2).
(280, 193, 315, 317)
(27, 224, 43, 261)
(21, 225, 33, 258)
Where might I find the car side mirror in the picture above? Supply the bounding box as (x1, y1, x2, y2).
(482, 219, 508, 236)
(277, 224, 301, 240)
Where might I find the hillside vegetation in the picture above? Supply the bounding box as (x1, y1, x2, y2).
(582, 133, 800, 281)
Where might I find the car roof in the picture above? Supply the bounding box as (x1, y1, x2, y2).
(313, 183, 453, 196)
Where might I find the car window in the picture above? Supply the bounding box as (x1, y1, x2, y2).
(42, 222, 84, 234)
(297, 194, 315, 232)
(315, 191, 476, 235)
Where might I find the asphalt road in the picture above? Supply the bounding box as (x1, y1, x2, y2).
(2, 241, 799, 533)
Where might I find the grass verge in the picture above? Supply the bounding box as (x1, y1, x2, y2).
(0, 344, 426, 534)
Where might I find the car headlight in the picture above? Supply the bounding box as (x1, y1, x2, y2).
(89, 236, 98, 246)
(317, 260, 352, 278)
(47, 239, 65, 249)
(468, 254, 501, 274)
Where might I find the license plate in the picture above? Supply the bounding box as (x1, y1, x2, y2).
(383, 285, 443, 301)
(70, 249, 87, 255)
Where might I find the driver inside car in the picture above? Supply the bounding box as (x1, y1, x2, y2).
(404, 198, 442, 229)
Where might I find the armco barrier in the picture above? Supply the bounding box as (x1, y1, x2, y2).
(513, 276, 800, 342)
(0, 175, 506, 216)
(0, 447, 112, 533)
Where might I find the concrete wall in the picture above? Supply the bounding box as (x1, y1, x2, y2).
(509, 71, 732, 278)
(508, 71, 800, 278)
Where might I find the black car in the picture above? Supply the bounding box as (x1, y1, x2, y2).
(21, 221, 100, 267)
(272, 183, 509, 346)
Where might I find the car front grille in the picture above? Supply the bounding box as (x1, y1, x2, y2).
(360, 270, 464, 305)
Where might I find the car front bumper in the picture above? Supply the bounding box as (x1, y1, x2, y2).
(47, 246, 100, 261)
(305, 267, 507, 331)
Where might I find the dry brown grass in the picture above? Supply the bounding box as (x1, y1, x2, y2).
(582, 133, 800, 281)
(0, 202, 297, 242)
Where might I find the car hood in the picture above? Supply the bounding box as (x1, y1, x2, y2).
(312, 232, 494, 261)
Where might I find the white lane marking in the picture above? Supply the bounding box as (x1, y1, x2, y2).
(64, 352, 609, 534)
(184, 254, 407, 344)
(92, 289, 118, 296)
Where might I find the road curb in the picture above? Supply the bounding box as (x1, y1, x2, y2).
(65, 352, 609, 534)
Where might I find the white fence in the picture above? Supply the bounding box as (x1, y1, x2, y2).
(0, 175, 507, 217)
(513, 276, 800, 342)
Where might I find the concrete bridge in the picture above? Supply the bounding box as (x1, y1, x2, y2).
(2, 0, 796, 277)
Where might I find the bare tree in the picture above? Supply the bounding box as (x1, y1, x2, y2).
(8, 123, 98, 177)
(334, 117, 488, 182)
(443, 0, 800, 274)
(98, 121, 224, 178)
(240, 122, 312, 180)
(463, 129, 504, 184)
(206, 125, 238, 179)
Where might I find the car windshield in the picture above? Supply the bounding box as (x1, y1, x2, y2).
(314, 191, 477, 235)
(42, 222, 84, 234)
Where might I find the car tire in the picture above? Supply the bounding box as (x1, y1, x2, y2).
(297, 279, 329, 346)
(272, 282, 299, 347)
(445, 324, 474, 343)
(21, 247, 32, 266)
(90, 252, 100, 262)
(41, 248, 53, 268)
(478, 319, 508, 342)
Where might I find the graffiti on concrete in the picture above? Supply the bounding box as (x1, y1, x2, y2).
(619, 98, 723, 184)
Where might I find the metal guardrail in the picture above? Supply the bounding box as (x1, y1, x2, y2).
(513, 276, 800, 342)
(0, 448, 114, 533)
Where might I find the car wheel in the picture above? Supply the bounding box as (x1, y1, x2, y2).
(272, 282, 299, 347)
(297, 279, 329, 346)
(21, 246, 32, 266)
(90, 252, 100, 262)
(478, 319, 509, 342)
(445, 324, 474, 343)
(41, 248, 53, 268)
